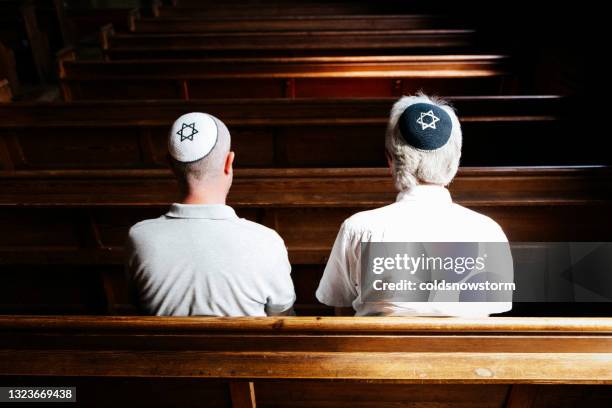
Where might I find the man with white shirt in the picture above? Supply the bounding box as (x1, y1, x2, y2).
(316, 94, 512, 317)
(126, 112, 296, 316)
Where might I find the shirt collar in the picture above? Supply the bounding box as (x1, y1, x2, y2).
(396, 185, 452, 204)
(165, 203, 238, 220)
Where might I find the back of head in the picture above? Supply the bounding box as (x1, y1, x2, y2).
(168, 112, 231, 186)
(385, 93, 462, 191)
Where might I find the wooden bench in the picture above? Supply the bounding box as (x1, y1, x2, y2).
(0, 166, 611, 314)
(0, 42, 20, 97)
(1, 96, 576, 170)
(0, 79, 11, 102)
(57, 51, 511, 100)
(154, 0, 424, 18)
(101, 25, 476, 59)
(129, 13, 467, 33)
(0, 0, 52, 85)
(1, 316, 611, 407)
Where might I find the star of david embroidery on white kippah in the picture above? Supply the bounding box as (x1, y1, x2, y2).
(177, 122, 198, 142)
(416, 110, 440, 130)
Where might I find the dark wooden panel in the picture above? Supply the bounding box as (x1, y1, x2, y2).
(0, 1, 51, 85)
(131, 15, 466, 33)
(71, 79, 182, 101)
(157, 0, 433, 18)
(1, 96, 590, 170)
(0, 166, 609, 315)
(256, 382, 510, 408)
(57, 53, 510, 100)
(0, 96, 563, 123)
(188, 78, 286, 99)
(1, 166, 609, 207)
(22, 376, 608, 408)
(11, 126, 144, 168)
(0, 42, 18, 97)
(0, 264, 108, 314)
(103, 30, 476, 59)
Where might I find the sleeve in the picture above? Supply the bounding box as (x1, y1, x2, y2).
(315, 221, 359, 307)
(124, 228, 144, 314)
(265, 235, 296, 315)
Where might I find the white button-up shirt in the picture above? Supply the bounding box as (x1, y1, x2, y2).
(316, 185, 512, 316)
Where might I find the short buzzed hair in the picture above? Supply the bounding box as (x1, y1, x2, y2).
(385, 93, 462, 191)
(170, 115, 231, 184)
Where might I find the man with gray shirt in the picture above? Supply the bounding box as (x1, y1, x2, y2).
(126, 112, 296, 316)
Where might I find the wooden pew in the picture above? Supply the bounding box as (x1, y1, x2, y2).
(129, 13, 467, 33)
(0, 96, 598, 169)
(57, 51, 511, 100)
(0, 166, 611, 314)
(101, 26, 476, 59)
(0, 42, 20, 97)
(66, 7, 135, 41)
(0, 316, 611, 407)
(0, 79, 11, 103)
(63, 2, 156, 42)
(0, 0, 52, 84)
(155, 0, 441, 18)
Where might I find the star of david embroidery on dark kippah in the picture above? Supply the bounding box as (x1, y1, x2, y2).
(177, 122, 198, 142)
(416, 110, 440, 130)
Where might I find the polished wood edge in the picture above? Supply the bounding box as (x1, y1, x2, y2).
(0, 166, 608, 180)
(1, 316, 611, 333)
(0, 95, 565, 109)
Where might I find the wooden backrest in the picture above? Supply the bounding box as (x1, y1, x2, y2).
(156, 0, 439, 18)
(65, 7, 135, 41)
(1, 166, 610, 315)
(101, 27, 476, 59)
(1, 96, 580, 170)
(57, 51, 511, 100)
(2, 166, 611, 244)
(130, 14, 466, 33)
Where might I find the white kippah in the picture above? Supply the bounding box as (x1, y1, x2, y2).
(168, 112, 218, 162)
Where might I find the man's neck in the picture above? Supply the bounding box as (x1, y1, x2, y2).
(180, 188, 227, 205)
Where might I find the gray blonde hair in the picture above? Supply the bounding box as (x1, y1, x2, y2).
(385, 93, 462, 191)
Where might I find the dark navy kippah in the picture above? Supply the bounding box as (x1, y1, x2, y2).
(398, 102, 453, 150)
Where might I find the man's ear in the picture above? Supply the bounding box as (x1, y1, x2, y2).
(224, 151, 235, 175)
(385, 151, 393, 175)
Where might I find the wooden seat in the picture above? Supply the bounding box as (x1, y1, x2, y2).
(0, 316, 611, 407)
(0, 166, 610, 315)
(57, 51, 511, 100)
(1, 96, 582, 169)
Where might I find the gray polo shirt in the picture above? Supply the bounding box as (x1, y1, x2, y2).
(126, 204, 296, 316)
